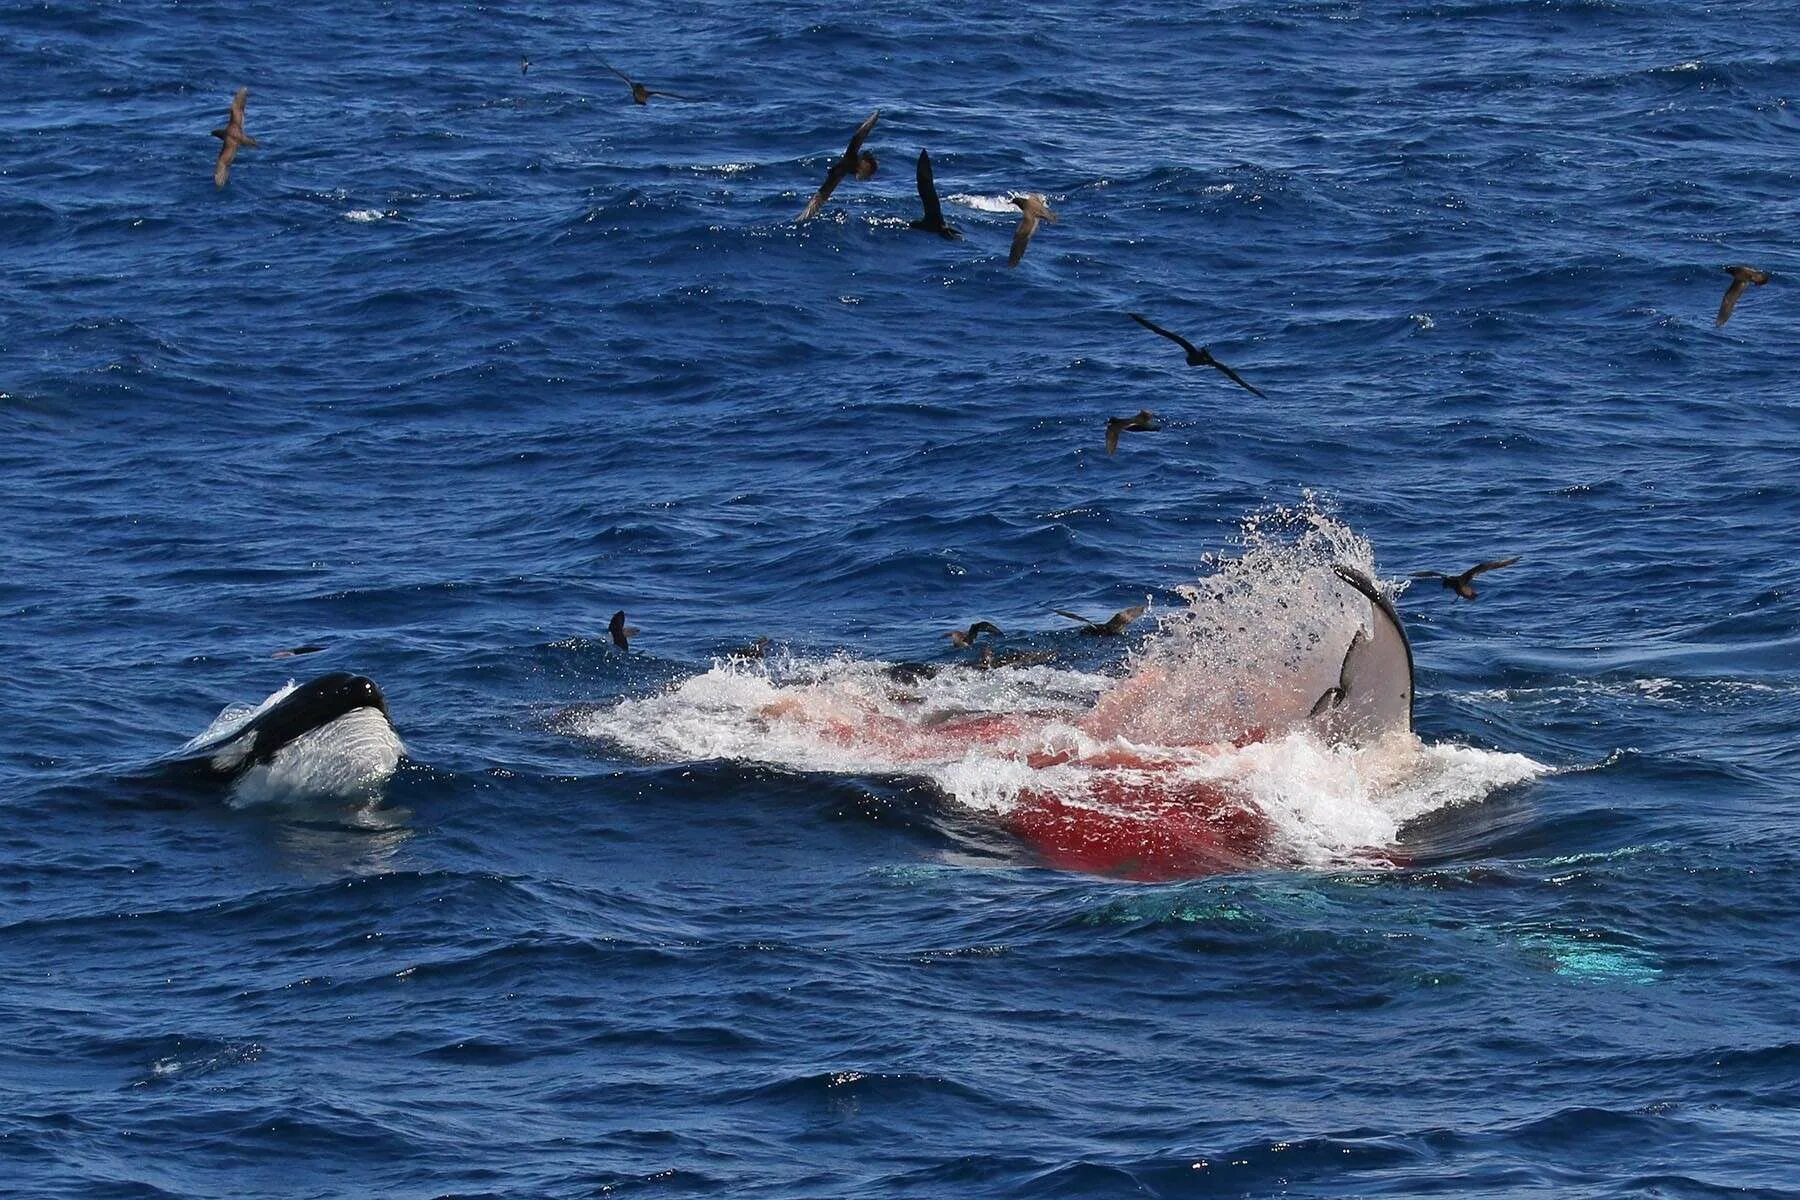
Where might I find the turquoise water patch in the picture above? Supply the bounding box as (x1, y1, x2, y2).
(1079, 888, 1260, 927)
(1510, 927, 1663, 984)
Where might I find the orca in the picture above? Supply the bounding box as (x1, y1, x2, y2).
(170, 672, 404, 802)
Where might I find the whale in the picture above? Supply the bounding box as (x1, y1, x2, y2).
(169, 672, 404, 803)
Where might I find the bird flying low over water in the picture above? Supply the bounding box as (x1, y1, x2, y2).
(609, 610, 641, 649)
(1128, 313, 1266, 398)
(1716, 265, 1771, 327)
(603, 61, 690, 105)
(946, 621, 1004, 648)
(211, 87, 258, 188)
(798, 110, 881, 222)
(521, 57, 531, 75)
(1411, 556, 1520, 601)
(271, 643, 327, 659)
(1105, 409, 1161, 456)
(910, 149, 961, 240)
(1008, 194, 1056, 267)
(1054, 604, 1147, 636)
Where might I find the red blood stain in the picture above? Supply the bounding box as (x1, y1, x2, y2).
(1008, 777, 1275, 881)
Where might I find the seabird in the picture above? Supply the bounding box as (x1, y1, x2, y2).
(976, 645, 1056, 670)
(1054, 604, 1147, 636)
(211, 87, 258, 189)
(271, 644, 327, 660)
(946, 621, 1004, 648)
(909, 149, 961, 240)
(521, 57, 531, 75)
(603, 61, 690, 105)
(1128, 313, 1265, 398)
(725, 636, 771, 661)
(1105, 409, 1161, 456)
(884, 661, 940, 684)
(1716, 265, 1771, 327)
(609, 610, 640, 649)
(1411, 556, 1520, 601)
(1008, 194, 1056, 267)
(797, 110, 881, 222)
(1309, 631, 1368, 717)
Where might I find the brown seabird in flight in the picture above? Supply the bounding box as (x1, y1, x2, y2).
(603, 61, 691, 105)
(1053, 604, 1147, 636)
(797, 110, 881, 222)
(1411, 556, 1520, 601)
(609, 610, 641, 649)
(1716, 265, 1771, 327)
(1008, 194, 1056, 267)
(211, 88, 258, 189)
(1104, 409, 1161, 456)
(946, 621, 1004, 648)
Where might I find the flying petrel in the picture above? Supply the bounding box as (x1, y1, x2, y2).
(797, 109, 881, 222)
(1128, 313, 1266, 398)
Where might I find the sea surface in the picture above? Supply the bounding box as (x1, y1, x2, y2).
(4, 1, 1799, 1196)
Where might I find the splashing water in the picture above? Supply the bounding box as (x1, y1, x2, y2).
(578, 506, 1544, 877)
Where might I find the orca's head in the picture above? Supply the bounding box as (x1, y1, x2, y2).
(295, 672, 391, 723)
(248, 672, 394, 760)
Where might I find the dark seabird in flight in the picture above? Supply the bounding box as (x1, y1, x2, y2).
(1054, 604, 1147, 636)
(1104, 409, 1161, 456)
(1128, 313, 1265, 398)
(603, 61, 690, 105)
(1716, 265, 1771, 327)
(1411, 556, 1520, 601)
(271, 643, 327, 660)
(609, 610, 641, 649)
(909, 149, 961, 240)
(1309, 631, 1368, 718)
(521, 57, 531, 75)
(211, 87, 258, 189)
(797, 109, 881, 222)
(946, 621, 1004, 648)
(1008, 194, 1056, 267)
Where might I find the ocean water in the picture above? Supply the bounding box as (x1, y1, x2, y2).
(4, 0, 1799, 1195)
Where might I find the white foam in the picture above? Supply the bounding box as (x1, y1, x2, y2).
(946, 193, 1018, 213)
(574, 502, 1546, 869)
(342, 208, 393, 223)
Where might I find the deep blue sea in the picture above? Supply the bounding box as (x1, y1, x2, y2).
(5, 1, 1800, 1196)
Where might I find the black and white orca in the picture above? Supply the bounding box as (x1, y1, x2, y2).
(172, 672, 404, 803)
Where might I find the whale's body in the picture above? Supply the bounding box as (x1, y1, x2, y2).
(172, 673, 404, 804)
